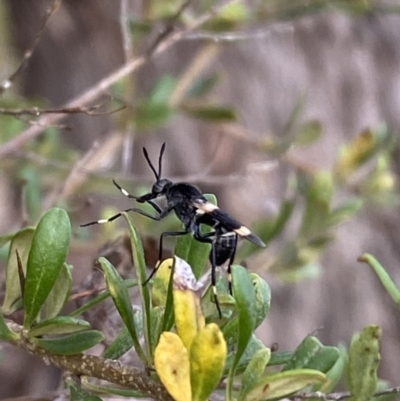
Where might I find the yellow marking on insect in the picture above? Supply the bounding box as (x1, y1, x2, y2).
(212, 286, 218, 295)
(97, 219, 109, 224)
(194, 201, 219, 213)
(234, 226, 251, 236)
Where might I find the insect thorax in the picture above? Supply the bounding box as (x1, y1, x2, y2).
(167, 183, 205, 229)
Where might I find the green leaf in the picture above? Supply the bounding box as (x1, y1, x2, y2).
(295, 120, 322, 146)
(227, 342, 290, 375)
(68, 377, 104, 401)
(227, 265, 256, 400)
(24, 208, 71, 328)
(186, 235, 211, 280)
(0, 310, 17, 341)
(187, 74, 221, 98)
(313, 344, 347, 393)
(183, 105, 237, 122)
(98, 257, 147, 363)
(224, 337, 270, 375)
(80, 380, 145, 398)
(282, 336, 325, 371)
(69, 279, 138, 318)
(358, 254, 400, 310)
(250, 274, 271, 328)
(2, 227, 35, 314)
(122, 212, 152, 362)
(150, 75, 177, 103)
(134, 100, 174, 131)
(327, 199, 364, 228)
(203, 2, 251, 31)
(34, 330, 104, 355)
(268, 351, 293, 366)
(161, 263, 175, 333)
(103, 325, 133, 360)
(299, 171, 333, 239)
(128, 19, 152, 37)
(201, 277, 234, 319)
(336, 128, 386, 179)
(40, 263, 73, 320)
(349, 325, 381, 401)
(281, 335, 339, 373)
(242, 369, 326, 401)
(232, 265, 257, 356)
(150, 306, 165, 355)
(102, 309, 142, 360)
(28, 316, 91, 337)
(149, 0, 184, 19)
(239, 348, 271, 401)
(175, 234, 191, 262)
(0, 232, 15, 248)
(304, 346, 340, 373)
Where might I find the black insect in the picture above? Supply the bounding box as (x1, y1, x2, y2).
(81, 143, 266, 316)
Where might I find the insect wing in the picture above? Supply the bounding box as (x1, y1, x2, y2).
(202, 208, 266, 248)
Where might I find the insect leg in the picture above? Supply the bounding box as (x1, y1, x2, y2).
(227, 233, 238, 295)
(193, 224, 222, 318)
(143, 230, 189, 285)
(112, 179, 137, 200)
(80, 208, 141, 227)
(80, 205, 170, 227)
(112, 180, 162, 213)
(209, 242, 222, 318)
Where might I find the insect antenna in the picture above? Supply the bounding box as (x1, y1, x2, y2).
(142, 146, 159, 180)
(142, 142, 166, 181)
(158, 142, 166, 178)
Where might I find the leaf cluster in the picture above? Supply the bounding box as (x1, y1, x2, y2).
(0, 205, 397, 401)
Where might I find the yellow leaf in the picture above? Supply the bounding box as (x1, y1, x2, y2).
(190, 323, 227, 401)
(173, 257, 205, 350)
(152, 258, 174, 306)
(155, 332, 192, 401)
(336, 129, 377, 178)
(174, 288, 205, 351)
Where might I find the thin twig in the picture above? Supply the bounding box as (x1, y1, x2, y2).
(68, 286, 108, 302)
(0, 0, 62, 94)
(145, 0, 191, 55)
(0, 0, 241, 158)
(168, 42, 221, 107)
(0, 104, 126, 117)
(184, 24, 294, 42)
(6, 321, 173, 401)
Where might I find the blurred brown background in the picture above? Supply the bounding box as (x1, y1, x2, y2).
(1, 0, 400, 399)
